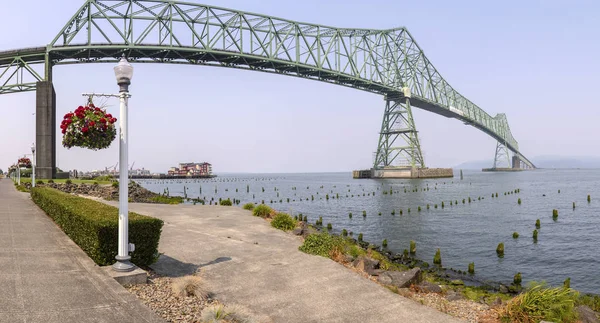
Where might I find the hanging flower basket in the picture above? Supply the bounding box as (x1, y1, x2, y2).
(61, 105, 117, 150)
(18, 158, 31, 168)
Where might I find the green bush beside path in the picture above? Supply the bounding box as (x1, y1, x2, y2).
(31, 187, 163, 267)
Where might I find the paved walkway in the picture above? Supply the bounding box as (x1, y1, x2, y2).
(0, 179, 164, 323)
(117, 202, 465, 323)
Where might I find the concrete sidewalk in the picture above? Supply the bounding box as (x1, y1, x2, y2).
(0, 179, 164, 323)
(119, 202, 465, 323)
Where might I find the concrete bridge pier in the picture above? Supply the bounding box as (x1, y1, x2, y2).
(512, 155, 521, 169)
(35, 81, 56, 179)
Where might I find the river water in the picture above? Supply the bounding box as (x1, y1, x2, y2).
(136, 169, 600, 294)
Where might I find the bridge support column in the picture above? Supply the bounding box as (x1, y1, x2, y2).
(493, 141, 511, 169)
(36, 81, 56, 179)
(512, 155, 521, 169)
(373, 88, 424, 169)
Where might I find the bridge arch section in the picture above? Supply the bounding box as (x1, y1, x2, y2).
(0, 0, 535, 177)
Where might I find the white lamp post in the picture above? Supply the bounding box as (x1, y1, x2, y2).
(17, 163, 21, 185)
(31, 143, 36, 188)
(112, 56, 135, 272)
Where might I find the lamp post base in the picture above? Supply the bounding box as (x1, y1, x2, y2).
(112, 255, 136, 272)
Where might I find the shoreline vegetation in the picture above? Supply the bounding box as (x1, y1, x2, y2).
(240, 202, 600, 323)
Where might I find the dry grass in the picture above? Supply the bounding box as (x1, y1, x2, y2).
(201, 304, 260, 323)
(171, 275, 209, 299)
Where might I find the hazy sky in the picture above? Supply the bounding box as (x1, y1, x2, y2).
(1, 0, 598, 173)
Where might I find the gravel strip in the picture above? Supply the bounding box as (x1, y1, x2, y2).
(126, 272, 218, 323)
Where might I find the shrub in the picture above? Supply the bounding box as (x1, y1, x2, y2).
(513, 232, 519, 239)
(219, 199, 233, 206)
(357, 233, 363, 242)
(382, 239, 388, 247)
(242, 203, 255, 211)
(47, 179, 55, 183)
(501, 282, 579, 323)
(536, 219, 541, 229)
(65, 179, 72, 184)
(552, 209, 558, 219)
(533, 229, 539, 242)
(36, 180, 44, 185)
(518, 198, 522, 205)
(112, 181, 119, 189)
(252, 204, 273, 218)
(564, 277, 571, 289)
(342, 229, 348, 237)
(271, 213, 297, 231)
(299, 233, 344, 258)
(326, 223, 332, 230)
(30, 187, 163, 267)
(468, 262, 475, 274)
(171, 275, 209, 299)
(150, 196, 183, 204)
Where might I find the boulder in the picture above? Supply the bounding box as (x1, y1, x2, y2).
(377, 268, 422, 288)
(499, 285, 509, 294)
(352, 256, 380, 275)
(292, 228, 303, 236)
(415, 281, 442, 293)
(577, 305, 599, 323)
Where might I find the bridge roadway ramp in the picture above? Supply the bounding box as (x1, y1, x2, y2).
(0, 179, 164, 323)
(110, 201, 465, 323)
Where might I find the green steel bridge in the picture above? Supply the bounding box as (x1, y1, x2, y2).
(0, 0, 535, 178)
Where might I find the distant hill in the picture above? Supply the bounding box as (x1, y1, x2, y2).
(455, 156, 600, 169)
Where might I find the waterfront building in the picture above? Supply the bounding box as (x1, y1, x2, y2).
(167, 162, 212, 176)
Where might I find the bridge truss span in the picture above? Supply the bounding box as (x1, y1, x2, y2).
(0, 0, 535, 177)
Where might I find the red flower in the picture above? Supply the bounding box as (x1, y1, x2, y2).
(62, 129, 66, 134)
(95, 107, 101, 112)
(89, 121, 95, 127)
(82, 127, 89, 133)
(106, 114, 112, 119)
(99, 118, 106, 123)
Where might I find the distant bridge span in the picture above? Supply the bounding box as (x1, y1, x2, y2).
(0, 0, 534, 178)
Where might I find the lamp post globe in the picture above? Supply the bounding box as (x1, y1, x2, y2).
(114, 56, 133, 92)
(112, 55, 136, 272)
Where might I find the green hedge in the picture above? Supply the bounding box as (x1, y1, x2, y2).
(31, 187, 163, 267)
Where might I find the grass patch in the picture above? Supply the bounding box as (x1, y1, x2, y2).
(271, 212, 297, 231)
(501, 282, 579, 323)
(253, 204, 274, 218)
(242, 203, 255, 211)
(219, 199, 232, 206)
(31, 187, 163, 267)
(462, 286, 512, 304)
(578, 294, 600, 312)
(299, 232, 345, 258)
(149, 195, 183, 204)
